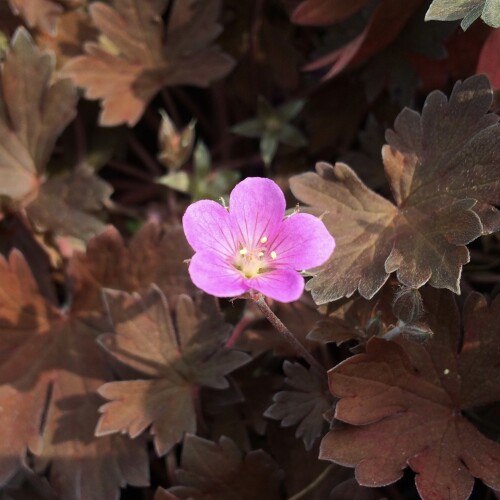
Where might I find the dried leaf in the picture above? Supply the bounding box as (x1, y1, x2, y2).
(0, 251, 149, 498)
(265, 361, 332, 450)
(292, 0, 371, 25)
(96, 288, 251, 455)
(320, 288, 500, 499)
(290, 75, 500, 303)
(167, 434, 283, 499)
(26, 166, 112, 241)
(63, 0, 234, 126)
(425, 0, 500, 29)
(0, 28, 77, 211)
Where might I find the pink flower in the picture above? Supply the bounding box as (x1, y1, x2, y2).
(182, 177, 335, 302)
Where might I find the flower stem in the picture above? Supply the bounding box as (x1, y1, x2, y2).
(253, 296, 326, 378)
(226, 314, 254, 348)
(288, 464, 334, 500)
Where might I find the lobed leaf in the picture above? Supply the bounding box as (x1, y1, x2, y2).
(320, 288, 500, 499)
(62, 0, 234, 126)
(0, 28, 77, 211)
(264, 361, 332, 450)
(0, 250, 149, 499)
(308, 284, 396, 345)
(7, 0, 67, 34)
(26, 166, 112, 241)
(0, 222, 199, 497)
(166, 434, 284, 499)
(290, 75, 500, 303)
(68, 222, 195, 312)
(96, 287, 251, 455)
(425, 0, 500, 29)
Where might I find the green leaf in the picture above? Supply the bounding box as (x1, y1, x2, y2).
(157, 171, 190, 193)
(279, 124, 308, 148)
(425, 0, 500, 29)
(193, 140, 211, 178)
(231, 119, 265, 138)
(277, 99, 306, 121)
(482, 0, 500, 26)
(260, 134, 279, 166)
(232, 96, 308, 165)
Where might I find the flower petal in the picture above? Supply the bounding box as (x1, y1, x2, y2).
(229, 177, 286, 247)
(270, 213, 335, 270)
(182, 200, 237, 257)
(188, 250, 249, 297)
(246, 269, 304, 303)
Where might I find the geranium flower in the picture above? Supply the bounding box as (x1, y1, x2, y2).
(182, 177, 335, 302)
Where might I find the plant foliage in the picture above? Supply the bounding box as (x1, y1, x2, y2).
(0, 1, 499, 499)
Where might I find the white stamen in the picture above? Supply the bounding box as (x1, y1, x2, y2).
(240, 247, 248, 255)
(258, 251, 264, 257)
(260, 236, 268, 243)
(271, 251, 277, 259)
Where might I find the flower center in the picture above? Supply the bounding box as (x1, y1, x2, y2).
(233, 236, 277, 278)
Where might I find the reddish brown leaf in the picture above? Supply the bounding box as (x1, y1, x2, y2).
(167, 434, 283, 499)
(96, 288, 251, 455)
(320, 288, 500, 499)
(477, 28, 500, 89)
(290, 76, 500, 303)
(68, 222, 195, 314)
(0, 222, 195, 497)
(8, 0, 63, 34)
(62, 0, 234, 126)
(292, 0, 371, 26)
(304, 0, 423, 80)
(0, 28, 77, 211)
(264, 361, 332, 450)
(26, 166, 112, 241)
(36, 9, 98, 68)
(460, 292, 500, 408)
(0, 251, 149, 498)
(308, 285, 396, 345)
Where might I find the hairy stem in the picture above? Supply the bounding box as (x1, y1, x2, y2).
(253, 296, 326, 377)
